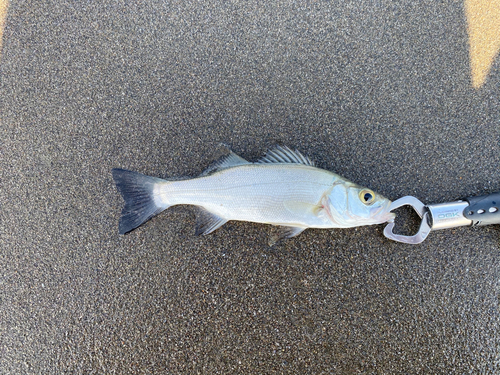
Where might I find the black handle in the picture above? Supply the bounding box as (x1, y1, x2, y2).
(463, 192, 500, 226)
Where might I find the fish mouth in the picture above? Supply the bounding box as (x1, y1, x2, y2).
(370, 203, 396, 223)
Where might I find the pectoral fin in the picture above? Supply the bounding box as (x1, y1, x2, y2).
(284, 200, 323, 217)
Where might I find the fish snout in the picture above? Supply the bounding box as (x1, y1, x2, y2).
(370, 204, 396, 223)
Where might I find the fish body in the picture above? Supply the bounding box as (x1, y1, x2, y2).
(112, 146, 395, 241)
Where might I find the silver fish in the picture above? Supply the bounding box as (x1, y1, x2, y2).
(112, 146, 395, 242)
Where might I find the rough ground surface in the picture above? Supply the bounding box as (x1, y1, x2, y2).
(1, 1, 499, 373)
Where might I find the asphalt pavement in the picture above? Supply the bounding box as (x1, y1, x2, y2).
(1, 0, 499, 373)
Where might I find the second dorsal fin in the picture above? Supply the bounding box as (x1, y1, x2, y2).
(200, 150, 250, 176)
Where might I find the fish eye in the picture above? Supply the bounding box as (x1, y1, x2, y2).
(359, 189, 375, 205)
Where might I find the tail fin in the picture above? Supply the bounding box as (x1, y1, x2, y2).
(112, 168, 170, 234)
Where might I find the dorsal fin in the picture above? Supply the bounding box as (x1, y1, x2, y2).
(200, 151, 250, 176)
(257, 146, 315, 166)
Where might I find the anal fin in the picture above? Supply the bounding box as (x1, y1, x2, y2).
(194, 207, 228, 235)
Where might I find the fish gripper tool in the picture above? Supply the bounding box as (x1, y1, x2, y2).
(383, 192, 500, 244)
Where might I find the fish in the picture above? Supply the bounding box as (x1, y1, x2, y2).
(112, 146, 395, 242)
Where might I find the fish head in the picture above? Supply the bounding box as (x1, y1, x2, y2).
(325, 183, 395, 227)
(346, 184, 395, 225)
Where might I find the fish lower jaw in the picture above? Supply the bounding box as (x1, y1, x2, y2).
(377, 211, 396, 224)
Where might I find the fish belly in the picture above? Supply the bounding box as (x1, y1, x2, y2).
(159, 164, 338, 228)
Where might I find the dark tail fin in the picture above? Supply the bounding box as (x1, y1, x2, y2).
(112, 169, 170, 234)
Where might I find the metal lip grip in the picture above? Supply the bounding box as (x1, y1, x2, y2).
(384, 192, 500, 244)
(383, 196, 432, 244)
(427, 201, 471, 230)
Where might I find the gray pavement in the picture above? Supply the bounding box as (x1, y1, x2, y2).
(1, 0, 499, 373)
